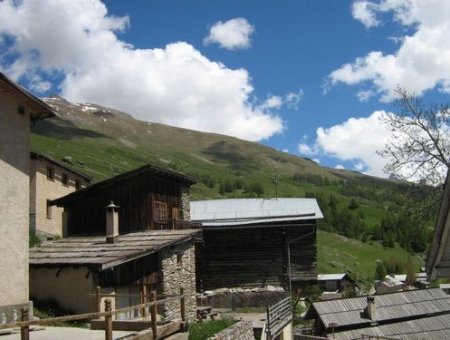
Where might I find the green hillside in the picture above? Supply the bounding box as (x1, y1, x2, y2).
(31, 97, 437, 285)
(318, 230, 423, 288)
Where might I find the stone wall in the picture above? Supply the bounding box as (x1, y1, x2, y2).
(159, 241, 196, 321)
(198, 286, 287, 310)
(179, 186, 190, 221)
(209, 321, 255, 340)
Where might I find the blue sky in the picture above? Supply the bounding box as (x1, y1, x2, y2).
(1, 0, 450, 179)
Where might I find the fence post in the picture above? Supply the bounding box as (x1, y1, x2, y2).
(96, 286, 102, 314)
(20, 308, 29, 340)
(104, 299, 112, 340)
(180, 287, 186, 322)
(151, 290, 158, 340)
(141, 283, 147, 317)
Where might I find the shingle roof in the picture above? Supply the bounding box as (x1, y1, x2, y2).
(191, 198, 323, 226)
(306, 289, 450, 329)
(334, 314, 450, 340)
(29, 229, 201, 270)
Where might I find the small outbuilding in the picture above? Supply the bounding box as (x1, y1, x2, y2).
(191, 198, 323, 291)
(304, 288, 450, 339)
(30, 229, 200, 321)
(317, 273, 356, 293)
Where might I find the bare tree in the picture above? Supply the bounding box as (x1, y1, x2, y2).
(378, 87, 450, 185)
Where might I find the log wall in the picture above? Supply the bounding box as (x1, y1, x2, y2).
(197, 222, 317, 290)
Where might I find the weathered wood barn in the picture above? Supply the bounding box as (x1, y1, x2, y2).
(29, 229, 200, 321)
(427, 168, 450, 280)
(51, 164, 198, 236)
(304, 288, 450, 339)
(191, 198, 323, 291)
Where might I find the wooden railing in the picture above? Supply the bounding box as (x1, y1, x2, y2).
(266, 296, 293, 339)
(153, 219, 202, 230)
(0, 287, 186, 340)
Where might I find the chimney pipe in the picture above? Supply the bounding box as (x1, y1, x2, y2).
(106, 201, 119, 244)
(367, 296, 376, 321)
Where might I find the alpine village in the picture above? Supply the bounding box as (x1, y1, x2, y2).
(2, 6, 450, 339)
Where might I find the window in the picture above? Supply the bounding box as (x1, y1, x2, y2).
(75, 179, 81, 190)
(62, 173, 69, 186)
(46, 200, 52, 219)
(154, 201, 168, 222)
(46, 166, 54, 180)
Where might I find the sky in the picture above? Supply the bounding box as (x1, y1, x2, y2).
(1, 0, 450, 180)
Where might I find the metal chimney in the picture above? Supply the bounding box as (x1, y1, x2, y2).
(106, 201, 119, 244)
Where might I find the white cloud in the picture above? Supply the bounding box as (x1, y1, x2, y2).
(298, 111, 391, 177)
(0, 1, 282, 141)
(335, 164, 345, 170)
(330, 0, 450, 101)
(258, 89, 303, 111)
(204, 18, 255, 50)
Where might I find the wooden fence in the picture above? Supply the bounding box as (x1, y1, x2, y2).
(0, 287, 186, 340)
(266, 296, 293, 339)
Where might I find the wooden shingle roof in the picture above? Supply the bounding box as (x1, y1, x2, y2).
(305, 289, 450, 329)
(30, 229, 201, 270)
(334, 314, 450, 340)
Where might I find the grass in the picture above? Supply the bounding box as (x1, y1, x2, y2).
(188, 318, 235, 340)
(32, 298, 88, 328)
(317, 230, 424, 289)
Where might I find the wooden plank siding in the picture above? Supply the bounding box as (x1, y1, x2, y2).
(196, 221, 317, 290)
(65, 173, 185, 235)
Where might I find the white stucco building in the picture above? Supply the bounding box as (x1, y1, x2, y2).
(0, 72, 55, 320)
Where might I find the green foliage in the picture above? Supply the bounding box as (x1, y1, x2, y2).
(29, 232, 41, 248)
(302, 285, 322, 303)
(188, 318, 235, 340)
(374, 261, 387, 281)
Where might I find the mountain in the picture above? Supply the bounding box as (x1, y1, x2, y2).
(31, 97, 433, 282)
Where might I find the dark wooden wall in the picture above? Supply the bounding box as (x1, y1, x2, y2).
(66, 173, 183, 235)
(196, 221, 317, 291)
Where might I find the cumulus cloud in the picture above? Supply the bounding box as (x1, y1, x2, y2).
(0, 1, 282, 141)
(297, 111, 391, 177)
(330, 0, 450, 101)
(204, 18, 255, 50)
(258, 90, 303, 111)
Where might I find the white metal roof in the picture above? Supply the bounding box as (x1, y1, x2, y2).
(318, 274, 347, 281)
(190, 198, 323, 226)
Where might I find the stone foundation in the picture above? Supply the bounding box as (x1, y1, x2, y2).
(198, 286, 287, 311)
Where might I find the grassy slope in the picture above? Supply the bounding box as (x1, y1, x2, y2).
(31, 98, 426, 285)
(317, 230, 423, 288)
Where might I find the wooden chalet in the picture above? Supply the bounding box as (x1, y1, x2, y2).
(51, 164, 199, 236)
(191, 198, 323, 291)
(304, 288, 450, 339)
(427, 168, 450, 280)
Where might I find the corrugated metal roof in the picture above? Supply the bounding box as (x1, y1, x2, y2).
(318, 274, 347, 281)
(190, 198, 323, 226)
(334, 314, 450, 340)
(29, 229, 200, 270)
(307, 288, 450, 329)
